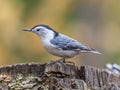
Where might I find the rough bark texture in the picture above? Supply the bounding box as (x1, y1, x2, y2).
(0, 61, 119, 90)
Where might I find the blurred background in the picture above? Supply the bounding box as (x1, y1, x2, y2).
(0, 0, 120, 67)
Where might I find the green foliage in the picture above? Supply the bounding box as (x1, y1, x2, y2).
(107, 51, 120, 64)
(64, 2, 82, 23)
(13, 0, 44, 20)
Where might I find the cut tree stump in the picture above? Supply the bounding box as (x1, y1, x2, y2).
(0, 61, 119, 90)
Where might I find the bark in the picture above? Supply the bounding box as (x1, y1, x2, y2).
(0, 61, 119, 90)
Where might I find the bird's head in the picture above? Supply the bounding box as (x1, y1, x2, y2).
(23, 24, 58, 38)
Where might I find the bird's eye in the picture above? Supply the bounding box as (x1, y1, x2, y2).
(36, 29, 40, 31)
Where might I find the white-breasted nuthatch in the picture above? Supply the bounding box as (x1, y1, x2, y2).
(23, 24, 101, 61)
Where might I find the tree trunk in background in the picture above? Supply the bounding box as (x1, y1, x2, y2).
(0, 61, 119, 90)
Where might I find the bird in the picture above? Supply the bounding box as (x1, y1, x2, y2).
(23, 24, 101, 62)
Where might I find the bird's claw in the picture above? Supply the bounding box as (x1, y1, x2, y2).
(58, 58, 75, 66)
(64, 61, 75, 66)
(57, 58, 65, 63)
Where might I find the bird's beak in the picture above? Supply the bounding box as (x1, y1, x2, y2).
(23, 28, 32, 32)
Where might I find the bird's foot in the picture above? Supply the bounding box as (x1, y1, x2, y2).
(58, 58, 75, 66)
(57, 58, 65, 63)
(65, 61, 75, 66)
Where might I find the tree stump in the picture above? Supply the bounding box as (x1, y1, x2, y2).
(0, 61, 119, 90)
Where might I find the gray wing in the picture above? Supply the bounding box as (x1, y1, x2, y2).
(51, 34, 89, 51)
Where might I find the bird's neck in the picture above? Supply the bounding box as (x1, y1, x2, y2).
(39, 30, 54, 45)
(41, 30, 54, 39)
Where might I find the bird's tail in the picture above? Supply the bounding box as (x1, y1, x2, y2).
(80, 48, 101, 54)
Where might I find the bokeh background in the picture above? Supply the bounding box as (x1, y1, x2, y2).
(0, 0, 120, 67)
